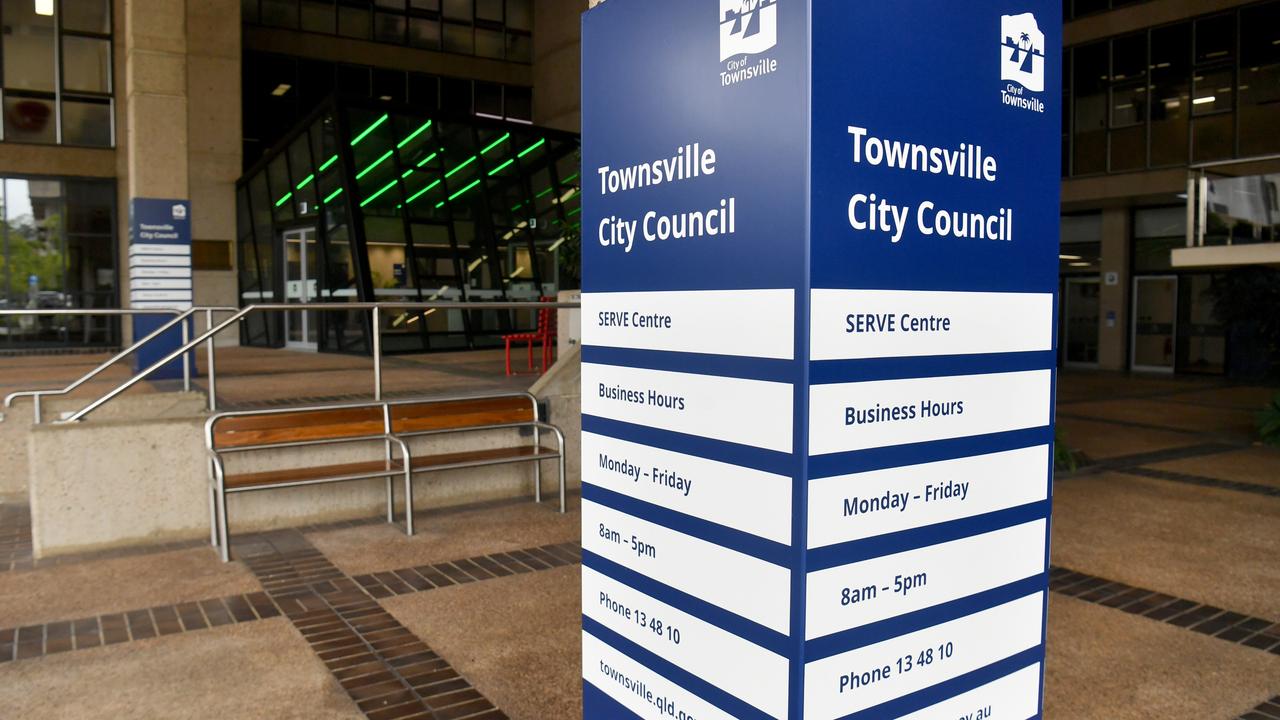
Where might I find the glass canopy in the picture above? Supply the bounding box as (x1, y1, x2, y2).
(236, 96, 580, 354)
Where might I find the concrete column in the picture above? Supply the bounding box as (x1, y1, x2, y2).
(534, 0, 588, 132)
(118, 0, 189, 349)
(124, 0, 189, 200)
(1097, 207, 1131, 371)
(187, 0, 242, 341)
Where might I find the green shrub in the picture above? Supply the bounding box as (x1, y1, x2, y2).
(1260, 392, 1280, 448)
(1053, 426, 1079, 472)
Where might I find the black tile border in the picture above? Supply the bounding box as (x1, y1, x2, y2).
(0, 591, 280, 663)
(239, 531, 520, 720)
(1238, 695, 1280, 720)
(1118, 467, 1280, 499)
(0, 537, 579, 675)
(1056, 442, 1242, 479)
(1050, 566, 1280, 654)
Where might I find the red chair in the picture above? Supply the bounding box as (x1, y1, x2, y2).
(503, 298, 557, 376)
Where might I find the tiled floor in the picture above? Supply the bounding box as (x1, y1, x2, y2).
(0, 369, 1277, 718)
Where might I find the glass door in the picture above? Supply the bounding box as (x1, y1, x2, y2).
(1063, 278, 1100, 367)
(1132, 275, 1177, 373)
(283, 227, 319, 351)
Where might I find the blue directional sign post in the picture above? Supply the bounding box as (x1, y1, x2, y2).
(581, 1, 1060, 718)
(129, 198, 194, 380)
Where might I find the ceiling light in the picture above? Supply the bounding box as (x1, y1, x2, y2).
(1070, 262, 1091, 267)
(271, 83, 292, 96)
(34, 0, 52, 16)
(1192, 95, 1216, 105)
(1059, 254, 1083, 261)
(379, 95, 392, 101)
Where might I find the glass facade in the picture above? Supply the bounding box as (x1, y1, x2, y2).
(1063, 1, 1280, 176)
(0, 176, 118, 349)
(243, 0, 532, 62)
(237, 97, 578, 354)
(1064, 0, 1151, 21)
(242, 50, 532, 168)
(0, 0, 113, 147)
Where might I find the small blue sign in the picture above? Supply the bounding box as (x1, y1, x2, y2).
(129, 198, 193, 380)
(582, 1, 1060, 719)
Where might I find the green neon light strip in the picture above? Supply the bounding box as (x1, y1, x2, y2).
(417, 152, 438, 167)
(397, 120, 432, 148)
(449, 179, 481, 201)
(444, 156, 476, 179)
(566, 206, 581, 217)
(488, 159, 514, 176)
(481, 133, 511, 155)
(323, 188, 344, 203)
(275, 192, 293, 207)
(295, 174, 316, 190)
(434, 178, 482, 208)
(517, 138, 546, 158)
(535, 187, 554, 200)
(360, 179, 399, 207)
(510, 201, 524, 212)
(351, 114, 389, 146)
(356, 150, 394, 180)
(404, 179, 442, 205)
(571, 221, 581, 230)
(562, 172, 580, 184)
(318, 155, 339, 172)
(402, 169, 414, 178)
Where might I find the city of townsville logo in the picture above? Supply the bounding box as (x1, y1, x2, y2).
(1000, 12, 1047, 113)
(719, 0, 780, 87)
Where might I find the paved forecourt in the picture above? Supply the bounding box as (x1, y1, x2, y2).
(581, 1, 1061, 719)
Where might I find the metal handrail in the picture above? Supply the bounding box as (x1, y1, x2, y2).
(63, 300, 580, 424)
(0, 307, 239, 423)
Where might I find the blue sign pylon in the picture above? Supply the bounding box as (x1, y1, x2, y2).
(581, 1, 1062, 718)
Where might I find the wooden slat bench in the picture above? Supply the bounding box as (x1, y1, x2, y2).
(204, 392, 564, 561)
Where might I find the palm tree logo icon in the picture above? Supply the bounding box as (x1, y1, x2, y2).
(1001, 13, 1046, 91)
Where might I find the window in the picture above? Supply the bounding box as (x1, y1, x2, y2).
(243, 0, 533, 62)
(1239, 3, 1280, 156)
(1064, 1, 1280, 175)
(238, 100, 579, 353)
(242, 52, 534, 170)
(0, 0, 113, 147)
(0, 177, 119, 348)
(1072, 42, 1108, 175)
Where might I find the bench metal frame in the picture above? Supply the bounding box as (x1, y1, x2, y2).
(204, 391, 565, 562)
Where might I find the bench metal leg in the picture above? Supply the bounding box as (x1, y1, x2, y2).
(386, 475, 395, 524)
(217, 485, 230, 563)
(559, 452, 567, 514)
(207, 460, 218, 547)
(404, 466, 414, 536)
(533, 425, 542, 504)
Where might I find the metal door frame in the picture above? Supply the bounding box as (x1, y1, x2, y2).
(283, 227, 319, 351)
(1130, 274, 1178, 374)
(1063, 276, 1102, 369)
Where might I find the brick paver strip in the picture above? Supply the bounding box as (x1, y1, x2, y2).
(1118, 466, 1280, 498)
(1051, 566, 1280, 655)
(238, 533, 533, 720)
(1237, 695, 1280, 720)
(0, 536, 576, 672)
(1059, 442, 1242, 478)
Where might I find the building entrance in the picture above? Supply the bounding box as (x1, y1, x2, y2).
(1132, 275, 1177, 373)
(1062, 278, 1100, 367)
(284, 227, 319, 351)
